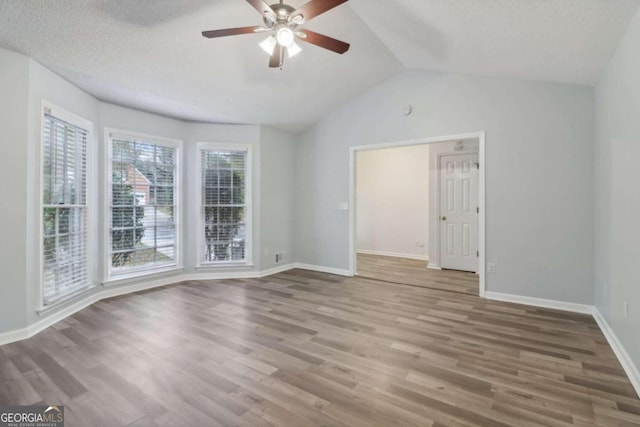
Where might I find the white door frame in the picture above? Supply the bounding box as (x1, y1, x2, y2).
(348, 131, 486, 297)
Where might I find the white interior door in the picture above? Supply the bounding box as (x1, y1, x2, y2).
(439, 153, 478, 272)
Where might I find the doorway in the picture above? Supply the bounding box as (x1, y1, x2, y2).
(349, 132, 486, 297)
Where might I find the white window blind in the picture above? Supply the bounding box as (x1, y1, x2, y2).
(200, 147, 249, 264)
(42, 113, 90, 305)
(109, 137, 177, 274)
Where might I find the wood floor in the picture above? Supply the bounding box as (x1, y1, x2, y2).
(357, 253, 479, 295)
(1, 269, 639, 426)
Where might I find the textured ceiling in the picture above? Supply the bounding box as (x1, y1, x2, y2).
(0, 0, 637, 132)
(349, 0, 640, 85)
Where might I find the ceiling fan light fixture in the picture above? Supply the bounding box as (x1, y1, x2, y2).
(276, 25, 295, 47)
(259, 36, 277, 55)
(287, 41, 302, 58)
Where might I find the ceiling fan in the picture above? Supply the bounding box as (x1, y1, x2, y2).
(202, 0, 350, 68)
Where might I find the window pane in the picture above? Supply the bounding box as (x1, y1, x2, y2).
(219, 169, 232, 186)
(112, 229, 136, 251)
(43, 208, 56, 236)
(57, 208, 70, 234)
(155, 187, 174, 206)
(204, 187, 219, 205)
(112, 206, 133, 228)
(232, 170, 245, 204)
(219, 187, 232, 204)
(231, 152, 245, 169)
(155, 246, 175, 262)
(156, 168, 174, 185)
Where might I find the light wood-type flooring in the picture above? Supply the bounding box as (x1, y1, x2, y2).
(1, 269, 639, 426)
(357, 253, 479, 295)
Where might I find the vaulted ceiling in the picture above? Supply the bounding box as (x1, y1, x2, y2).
(0, 0, 637, 132)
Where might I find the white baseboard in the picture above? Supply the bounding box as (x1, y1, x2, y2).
(0, 327, 30, 346)
(485, 291, 593, 314)
(29, 294, 101, 342)
(259, 263, 297, 277)
(0, 293, 102, 346)
(293, 263, 352, 277)
(357, 250, 428, 262)
(427, 265, 442, 270)
(592, 307, 640, 398)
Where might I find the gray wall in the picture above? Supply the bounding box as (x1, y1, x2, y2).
(594, 9, 640, 367)
(0, 49, 29, 331)
(295, 70, 595, 304)
(260, 126, 296, 270)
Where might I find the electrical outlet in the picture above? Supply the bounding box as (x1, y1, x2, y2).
(624, 301, 629, 319)
(275, 252, 285, 264)
(487, 263, 496, 274)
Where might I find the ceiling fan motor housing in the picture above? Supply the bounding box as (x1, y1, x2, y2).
(264, 3, 296, 27)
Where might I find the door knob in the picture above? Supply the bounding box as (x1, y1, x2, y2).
(441, 216, 447, 221)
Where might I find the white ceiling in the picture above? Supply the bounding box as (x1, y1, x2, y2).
(0, 0, 637, 132)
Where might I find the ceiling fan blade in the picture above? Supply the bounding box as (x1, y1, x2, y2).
(291, 0, 348, 22)
(202, 26, 265, 38)
(202, 27, 267, 39)
(269, 43, 283, 68)
(246, 0, 276, 17)
(298, 30, 350, 54)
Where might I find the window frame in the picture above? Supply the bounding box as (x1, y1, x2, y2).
(104, 128, 183, 282)
(196, 142, 253, 268)
(39, 101, 95, 309)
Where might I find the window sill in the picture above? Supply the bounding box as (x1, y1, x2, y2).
(195, 262, 254, 271)
(103, 265, 185, 287)
(37, 285, 97, 315)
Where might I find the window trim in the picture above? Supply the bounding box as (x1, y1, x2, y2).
(195, 142, 253, 268)
(39, 101, 95, 309)
(104, 128, 183, 281)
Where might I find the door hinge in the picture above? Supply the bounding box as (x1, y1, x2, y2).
(476, 162, 480, 170)
(477, 207, 479, 213)
(477, 251, 479, 257)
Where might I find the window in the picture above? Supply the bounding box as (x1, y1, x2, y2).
(198, 144, 251, 265)
(108, 132, 180, 277)
(41, 105, 92, 306)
